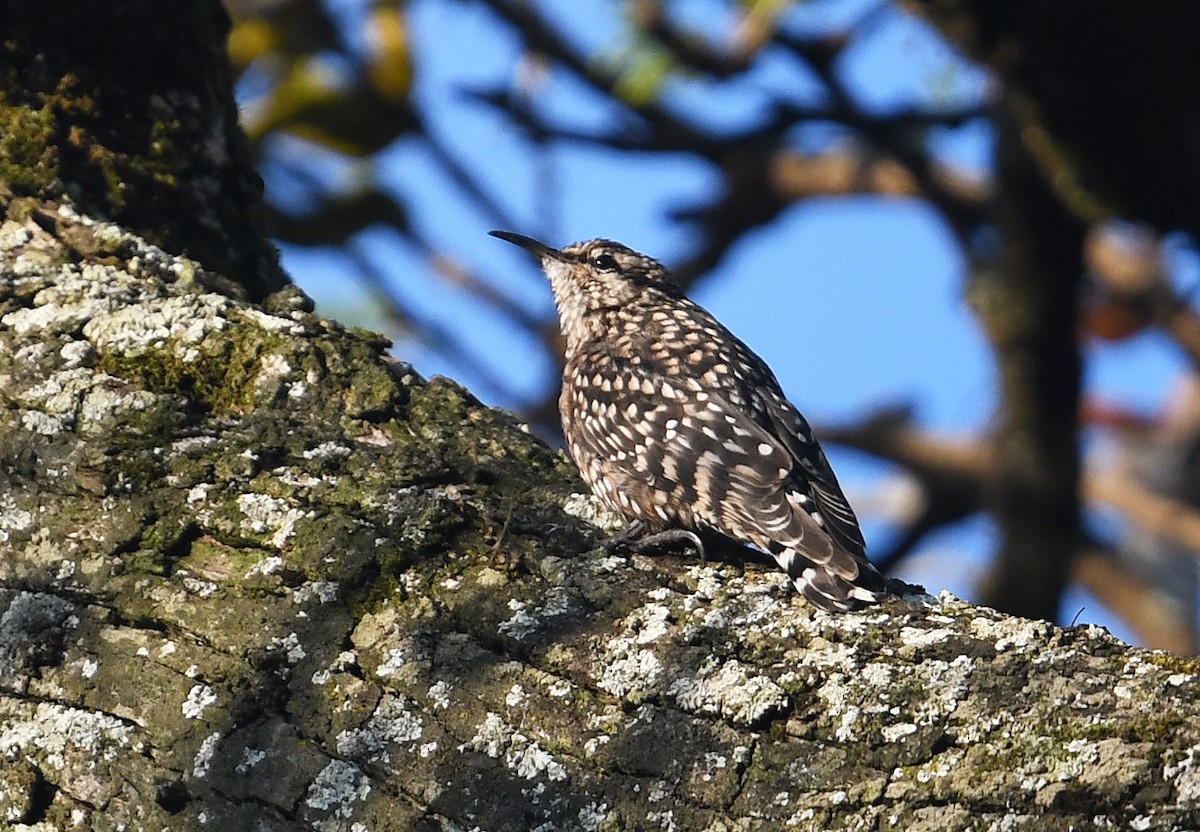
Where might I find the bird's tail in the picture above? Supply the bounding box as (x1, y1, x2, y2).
(773, 546, 887, 613)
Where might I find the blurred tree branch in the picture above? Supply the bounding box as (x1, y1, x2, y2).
(827, 404, 1200, 652)
(1072, 545, 1197, 655)
(902, 1, 1200, 235)
(965, 99, 1085, 621)
(769, 146, 989, 207)
(898, 0, 1200, 629)
(1087, 226, 1200, 374)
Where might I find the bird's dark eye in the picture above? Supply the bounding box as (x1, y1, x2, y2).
(592, 253, 619, 271)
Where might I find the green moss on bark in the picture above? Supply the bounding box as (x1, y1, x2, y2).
(0, 0, 285, 298)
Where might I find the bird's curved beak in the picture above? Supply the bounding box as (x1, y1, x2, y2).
(489, 230, 569, 262)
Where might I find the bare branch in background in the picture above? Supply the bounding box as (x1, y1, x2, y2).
(769, 147, 990, 206)
(1087, 225, 1200, 373)
(346, 243, 522, 405)
(479, 0, 719, 155)
(1085, 473, 1200, 558)
(1072, 545, 1197, 654)
(628, 0, 765, 78)
(829, 407, 1200, 652)
(821, 407, 990, 573)
(421, 127, 524, 233)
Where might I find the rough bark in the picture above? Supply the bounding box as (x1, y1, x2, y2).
(0, 0, 286, 299)
(2, 196, 1200, 832)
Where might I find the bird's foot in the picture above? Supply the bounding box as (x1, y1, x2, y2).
(602, 524, 706, 560)
(633, 529, 706, 560)
(601, 520, 647, 554)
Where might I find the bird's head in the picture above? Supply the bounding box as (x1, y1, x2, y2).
(491, 231, 681, 346)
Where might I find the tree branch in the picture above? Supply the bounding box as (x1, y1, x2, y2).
(3, 193, 1200, 830)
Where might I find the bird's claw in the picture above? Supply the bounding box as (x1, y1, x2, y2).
(602, 524, 706, 561)
(601, 520, 646, 554)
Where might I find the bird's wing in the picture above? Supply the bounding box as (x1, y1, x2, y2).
(566, 356, 871, 591)
(755, 389, 868, 560)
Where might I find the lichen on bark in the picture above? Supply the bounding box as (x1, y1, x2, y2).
(2, 196, 1200, 831)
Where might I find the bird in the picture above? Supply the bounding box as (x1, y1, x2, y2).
(490, 230, 888, 612)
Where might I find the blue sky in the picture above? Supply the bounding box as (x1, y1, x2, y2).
(269, 0, 1197, 644)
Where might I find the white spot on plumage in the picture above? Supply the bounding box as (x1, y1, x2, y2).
(850, 585, 879, 602)
(663, 453, 678, 480)
(732, 463, 761, 481)
(757, 442, 774, 456)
